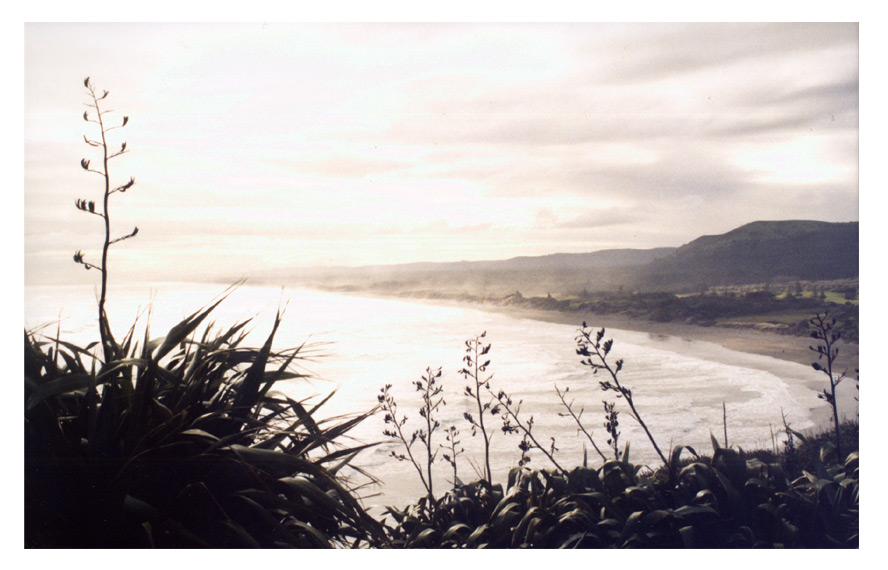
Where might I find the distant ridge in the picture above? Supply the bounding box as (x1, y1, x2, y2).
(351, 247, 676, 274)
(267, 220, 858, 295)
(636, 220, 858, 290)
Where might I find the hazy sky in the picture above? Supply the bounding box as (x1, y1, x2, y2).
(24, 22, 859, 285)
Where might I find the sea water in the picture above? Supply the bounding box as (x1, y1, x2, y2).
(24, 281, 827, 511)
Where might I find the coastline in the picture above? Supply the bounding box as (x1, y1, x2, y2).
(329, 289, 859, 429)
(345, 290, 858, 370)
(482, 302, 859, 426)
(476, 302, 858, 372)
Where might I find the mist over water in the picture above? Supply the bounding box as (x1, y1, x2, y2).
(25, 281, 826, 511)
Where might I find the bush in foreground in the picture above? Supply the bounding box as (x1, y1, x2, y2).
(25, 297, 387, 548)
(378, 322, 858, 549)
(383, 437, 858, 548)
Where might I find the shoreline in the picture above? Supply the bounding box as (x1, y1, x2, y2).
(301, 286, 859, 510)
(477, 301, 859, 427)
(341, 289, 859, 371)
(480, 302, 858, 372)
(328, 289, 859, 429)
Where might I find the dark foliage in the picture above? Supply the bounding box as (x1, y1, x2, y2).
(383, 440, 858, 548)
(25, 303, 388, 548)
(380, 318, 858, 549)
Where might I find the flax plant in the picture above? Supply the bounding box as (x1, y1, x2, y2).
(809, 312, 848, 457)
(74, 77, 137, 363)
(491, 386, 566, 475)
(378, 384, 431, 495)
(440, 425, 464, 489)
(25, 296, 388, 547)
(459, 332, 498, 483)
(602, 400, 621, 460)
(415, 367, 445, 499)
(25, 79, 388, 548)
(554, 384, 607, 463)
(576, 323, 670, 477)
(379, 367, 446, 502)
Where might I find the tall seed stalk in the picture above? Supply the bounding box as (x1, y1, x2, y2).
(440, 425, 464, 489)
(460, 332, 496, 484)
(74, 77, 137, 363)
(415, 367, 445, 500)
(555, 384, 607, 462)
(491, 386, 566, 475)
(576, 324, 671, 477)
(378, 367, 445, 504)
(602, 400, 621, 460)
(379, 384, 430, 496)
(809, 312, 848, 457)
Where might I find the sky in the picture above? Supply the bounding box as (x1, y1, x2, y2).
(24, 21, 859, 286)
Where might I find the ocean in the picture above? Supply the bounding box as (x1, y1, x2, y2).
(25, 281, 826, 511)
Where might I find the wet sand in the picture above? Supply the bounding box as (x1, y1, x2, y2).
(375, 294, 860, 428)
(480, 303, 858, 372)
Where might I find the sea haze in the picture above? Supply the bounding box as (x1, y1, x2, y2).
(25, 281, 827, 510)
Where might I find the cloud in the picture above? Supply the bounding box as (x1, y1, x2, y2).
(24, 23, 859, 284)
(573, 23, 857, 85)
(273, 154, 413, 180)
(546, 206, 651, 230)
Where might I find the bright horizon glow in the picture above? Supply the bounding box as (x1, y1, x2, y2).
(24, 22, 859, 285)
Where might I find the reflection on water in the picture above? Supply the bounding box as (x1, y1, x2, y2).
(25, 281, 825, 510)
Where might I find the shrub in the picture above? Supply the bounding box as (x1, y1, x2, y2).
(25, 78, 386, 548)
(381, 323, 859, 548)
(383, 437, 858, 548)
(25, 299, 388, 548)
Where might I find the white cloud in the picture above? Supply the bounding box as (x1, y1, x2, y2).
(24, 23, 859, 284)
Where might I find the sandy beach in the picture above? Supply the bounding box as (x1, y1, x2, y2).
(373, 293, 860, 429)
(331, 291, 862, 511)
(378, 292, 858, 368)
(484, 304, 858, 371)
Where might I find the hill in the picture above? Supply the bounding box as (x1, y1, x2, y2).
(271, 248, 676, 297)
(261, 220, 858, 296)
(351, 247, 676, 274)
(635, 220, 859, 292)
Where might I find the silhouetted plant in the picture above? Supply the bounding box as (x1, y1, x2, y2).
(809, 312, 848, 457)
(555, 384, 607, 463)
(378, 383, 431, 497)
(440, 425, 464, 489)
(378, 367, 446, 503)
(576, 323, 671, 478)
(382, 325, 859, 549)
(602, 400, 621, 460)
(74, 77, 137, 363)
(781, 409, 799, 476)
(25, 297, 388, 547)
(459, 331, 498, 483)
(722, 401, 729, 448)
(491, 386, 566, 474)
(385, 431, 859, 548)
(415, 367, 445, 500)
(26, 79, 389, 548)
